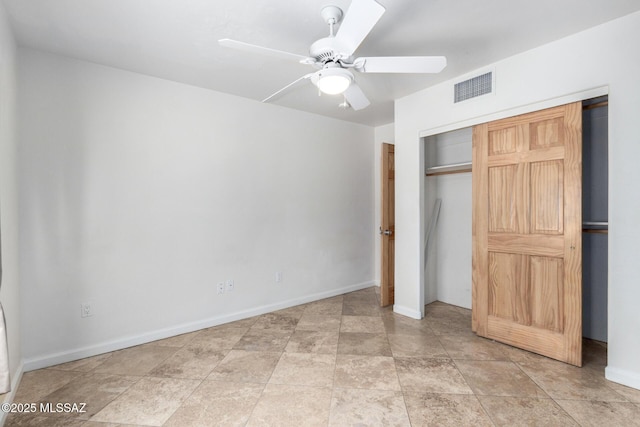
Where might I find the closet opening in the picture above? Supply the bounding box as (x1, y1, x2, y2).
(423, 127, 473, 309)
(582, 95, 608, 344)
(422, 96, 609, 349)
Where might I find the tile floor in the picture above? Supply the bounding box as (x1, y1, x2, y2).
(5, 287, 640, 426)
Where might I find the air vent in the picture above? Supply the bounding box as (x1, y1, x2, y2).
(454, 71, 493, 103)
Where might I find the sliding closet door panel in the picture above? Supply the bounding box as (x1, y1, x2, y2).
(473, 102, 582, 366)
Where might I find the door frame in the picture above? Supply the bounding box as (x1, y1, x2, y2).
(380, 142, 395, 306)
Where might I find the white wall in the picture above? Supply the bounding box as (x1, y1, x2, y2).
(0, 0, 22, 404)
(17, 49, 375, 369)
(395, 11, 640, 390)
(373, 123, 394, 285)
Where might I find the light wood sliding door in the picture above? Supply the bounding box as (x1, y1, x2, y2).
(472, 102, 582, 366)
(380, 143, 395, 306)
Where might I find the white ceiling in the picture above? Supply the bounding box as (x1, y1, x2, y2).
(4, 0, 640, 126)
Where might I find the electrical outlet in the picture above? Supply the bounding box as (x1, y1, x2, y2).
(275, 271, 283, 283)
(217, 282, 225, 294)
(226, 279, 234, 292)
(80, 302, 93, 318)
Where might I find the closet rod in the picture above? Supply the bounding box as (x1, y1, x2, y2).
(426, 168, 472, 177)
(425, 162, 472, 176)
(582, 221, 608, 234)
(583, 229, 608, 234)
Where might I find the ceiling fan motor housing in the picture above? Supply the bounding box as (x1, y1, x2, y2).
(310, 37, 351, 63)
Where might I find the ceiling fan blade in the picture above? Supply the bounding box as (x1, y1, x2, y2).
(262, 73, 314, 103)
(354, 56, 447, 73)
(334, 0, 385, 56)
(344, 82, 370, 111)
(219, 39, 316, 65)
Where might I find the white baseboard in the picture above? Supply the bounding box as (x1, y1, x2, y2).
(23, 281, 375, 372)
(0, 360, 25, 426)
(393, 304, 423, 320)
(605, 366, 640, 391)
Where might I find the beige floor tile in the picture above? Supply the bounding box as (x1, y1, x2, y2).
(337, 332, 392, 356)
(13, 369, 81, 404)
(38, 373, 139, 420)
(334, 354, 401, 391)
(251, 311, 301, 330)
(456, 360, 548, 397)
(47, 353, 113, 373)
(424, 302, 470, 317)
(4, 414, 87, 426)
(303, 300, 344, 316)
(81, 422, 140, 427)
(163, 380, 263, 427)
(295, 314, 341, 332)
(499, 343, 553, 364)
(382, 314, 434, 336)
(247, 384, 332, 427)
(285, 330, 339, 354)
(340, 315, 385, 333)
(232, 328, 291, 352)
(328, 388, 410, 427)
(148, 344, 228, 379)
(438, 333, 510, 361)
(404, 392, 493, 427)
(208, 350, 281, 383)
(269, 352, 336, 387)
(555, 399, 640, 427)
(387, 333, 449, 358)
(516, 354, 627, 401)
(319, 295, 345, 304)
(429, 321, 472, 336)
(90, 377, 200, 426)
(189, 326, 247, 350)
(342, 290, 378, 305)
(395, 357, 473, 394)
(479, 396, 578, 426)
(607, 380, 640, 403)
(342, 302, 383, 316)
(424, 305, 472, 336)
(92, 345, 177, 376)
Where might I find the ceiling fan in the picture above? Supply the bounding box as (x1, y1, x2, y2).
(219, 0, 446, 111)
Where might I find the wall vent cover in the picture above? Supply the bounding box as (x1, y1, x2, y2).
(454, 71, 492, 103)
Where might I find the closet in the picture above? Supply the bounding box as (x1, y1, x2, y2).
(424, 127, 472, 308)
(423, 97, 608, 345)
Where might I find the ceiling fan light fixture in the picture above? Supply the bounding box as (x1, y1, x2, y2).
(315, 68, 353, 95)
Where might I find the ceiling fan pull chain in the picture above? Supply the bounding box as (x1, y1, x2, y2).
(339, 95, 350, 110)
